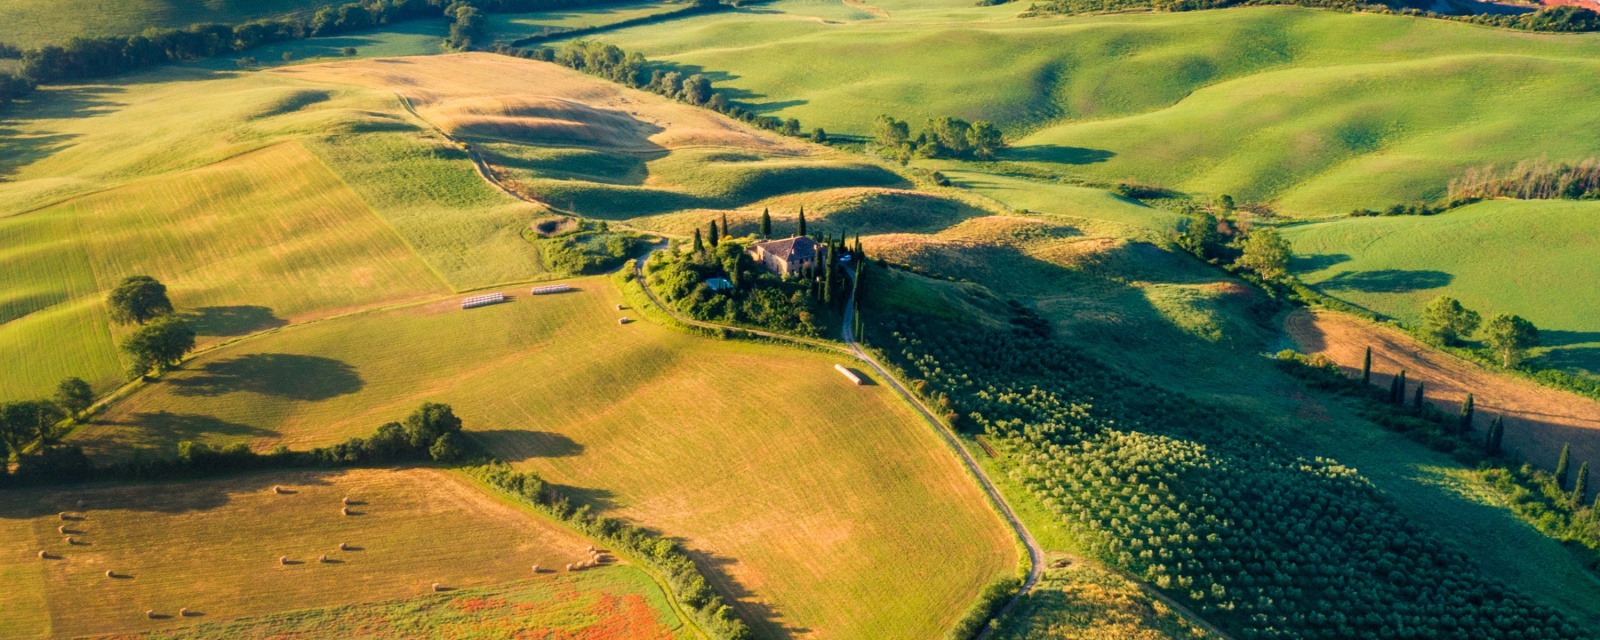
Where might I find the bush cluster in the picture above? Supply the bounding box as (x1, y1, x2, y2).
(882, 314, 1586, 640)
(1, 402, 471, 488)
(475, 465, 753, 640)
(532, 220, 646, 274)
(945, 576, 1022, 640)
(871, 114, 1006, 162)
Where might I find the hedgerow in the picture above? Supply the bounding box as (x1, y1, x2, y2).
(883, 313, 1587, 640)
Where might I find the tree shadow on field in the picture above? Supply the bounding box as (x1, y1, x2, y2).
(471, 430, 584, 462)
(690, 548, 808, 639)
(1533, 329, 1600, 348)
(1289, 253, 1350, 273)
(1317, 269, 1452, 293)
(0, 467, 347, 521)
(0, 85, 126, 179)
(1001, 144, 1116, 165)
(181, 306, 289, 337)
(169, 354, 363, 400)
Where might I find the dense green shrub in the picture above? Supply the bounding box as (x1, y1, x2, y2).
(945, 575, 1022, 640)
(884, 314, 1587, 640)
(535, 221, 647, 275)
(474, 465, 753, 640)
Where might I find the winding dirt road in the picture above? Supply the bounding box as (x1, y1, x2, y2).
(1285, 309, 1600, 473)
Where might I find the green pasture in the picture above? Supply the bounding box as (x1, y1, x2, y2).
(485, 1, 685, 45)
(73, 278, 1017, 640)
(578, 4, 1600, 214)
(938, 170, 1180, 231)
(186, 19, 452, 71)
(1284, 199, 1600, 377)
(0, 0, 331, 49)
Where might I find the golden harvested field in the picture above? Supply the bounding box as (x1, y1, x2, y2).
(274, 53, 798, 153)
(0, 467, 620, 639)
(74, 277, 1017, 640)
(0, 142, 447, 397)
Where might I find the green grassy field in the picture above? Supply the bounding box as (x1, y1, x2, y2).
(0, 467, 635, 639)
(575, 4, 1600, 215)
(486, 1, 684, 45)
(0, 0, 332, 48)
(71, 278, 1016, 640)
(1284, 199, 1600, 377)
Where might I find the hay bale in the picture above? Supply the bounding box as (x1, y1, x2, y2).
(338, 542, 349, 551)
(64, 536, 74, 545)
(340, 506, 350, 516)
(532, 564, 540, 573)
(566, 563, 574, 572)
(146, 610, 156, 619)
(57, 525, 67, 534)
(37, 551, 46, 559)
(105, 570, 114, 578)
(587, 545, 595, 553)
(273, 485, 285, 494)
(342, 496, 351, 505)
(58, 512, 68, 521)
(279, 556, 289, 565)
(319, 554, 328, 563)
(432, 582, 444, 592)
(179, 608, 190, 617)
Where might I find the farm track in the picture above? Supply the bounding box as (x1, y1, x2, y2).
(1285, 309, 1600, 473)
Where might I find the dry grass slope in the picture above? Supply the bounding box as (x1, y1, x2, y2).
(0, 468, 611, 639)
(73, 278, 1016, 640)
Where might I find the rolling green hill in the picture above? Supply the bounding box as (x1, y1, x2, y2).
(576, 3, 1600, 215)
(0, 0, 333, 49)
(1284, 199, 1600, 377)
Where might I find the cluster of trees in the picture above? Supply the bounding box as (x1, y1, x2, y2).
(1276, 350, 1600, 570)
(1448, 156, 1600, 203)
(1174, 208, 1293, 287)
(1346, 202, 1446, 217)
(1028, 0, 1600, 33)
(871, 114, 1006, 161)
(647, 212, 863, 336)
(0, 378, 92, 462)
(104, 276, 197, 379)
(882, 313, 1587, 640)
(1421, 295, 1540, 367)
(497, 40, 827, 141)
(2, 402, 471, 487)
(535, 220, 646, 274)
(476, 464, 752, 640)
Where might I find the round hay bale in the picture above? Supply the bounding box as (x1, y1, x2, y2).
(179, 608, 190, 617)
(587, 545, 595, 553)
(342, 496, 351, 505)
(58, 512, 68, 521)
(146, 610, 156, 619)
(319, 554, 328, 563)
(57, 525, 67, 534)
(532, 564, 540, 573)
(37, 550, 46, 559)
(105, 570, 114, 578)
(566, 563, 574, 572)
(64, 536, 74, 545)
(279, 556, 289, 565)
(340, 507, 350, 516)
(338, 542, 349, 551)
(273, 485, 284, 494)
(431, 582, 444, 592)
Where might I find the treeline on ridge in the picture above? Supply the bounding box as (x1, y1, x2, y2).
(0, 0, 658, 108)
(882, 311, 1587, 640)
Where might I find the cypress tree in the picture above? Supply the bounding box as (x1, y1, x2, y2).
(722, 212, 731, 239)
(1459, 393, 1474, 435)
(1388, 376, 1401, 405)
(760, 208, 771, 239)
(1396, 370, 1407, 405)
(709, 220, 720, 247)
(1556, 443, 1571, 489)
(1485, 416, 1504, 456)
(693, 228, 704, 253)
(1362, 346, 1372, 386)
(1413, 381, 1425, 410)
(798, 206, 807, 236)
(824, 258, 835, 305)
(1572, 461, 1589, 505)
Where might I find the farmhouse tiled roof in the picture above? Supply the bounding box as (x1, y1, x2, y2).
(755, 236, 820, 261)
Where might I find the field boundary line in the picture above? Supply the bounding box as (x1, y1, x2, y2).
(453, 469, 713, 640)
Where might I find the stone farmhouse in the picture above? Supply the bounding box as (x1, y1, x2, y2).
(748, 236, 825, 276)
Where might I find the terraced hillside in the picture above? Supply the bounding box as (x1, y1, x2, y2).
(578, 1, 1600, 215)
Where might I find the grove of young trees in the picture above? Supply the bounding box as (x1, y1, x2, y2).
(871, 114, 1006, 161)
(883, 313, 1587, 640)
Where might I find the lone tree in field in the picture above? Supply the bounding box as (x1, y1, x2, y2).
(1556, 443, 1571, 489)
(1233, 228, 1291, 283)
(1483, 313, 1539, 367)
(121, 316, 196, 378)
(1421, 296, 1481, 344)
(53, 378, 94, 418)
(107, 275, 173, 325)
(760, 208, 771, 239)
